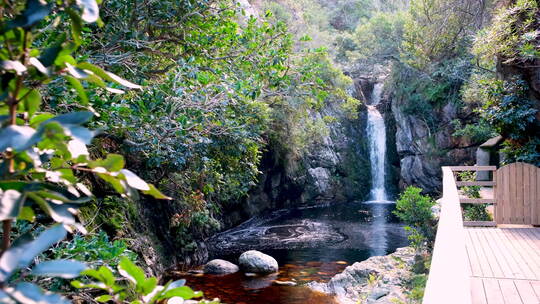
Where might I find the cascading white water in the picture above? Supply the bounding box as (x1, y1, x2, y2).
(366, 83, 388, 202)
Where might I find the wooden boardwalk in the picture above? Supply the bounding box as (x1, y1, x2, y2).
(465, 227, 540, 304)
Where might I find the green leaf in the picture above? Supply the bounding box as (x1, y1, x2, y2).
(30, 113, 55, 127)
(96, 266, 116, 287)
(142, 184, 171, 200)
(66, 8, 83, 45)
(8, 0, 51, 29)
(0, 190, 24, 221)
(97, 173, 125, 194)
(118, 258, 146, 286)
(65, 76, 89, 105)
(19, 206, 36, 222)
(140, 277, 157, 295)
(90, 154, 125, 171)
(95, 295, 113, 303)
(23, 89, 41, 117)
(71, 280, 108, 290)
(0, 225, 67, 281)
(46, 111, 93, 125)
(31, 260, 88, 278)
(159, 286, 200, 300)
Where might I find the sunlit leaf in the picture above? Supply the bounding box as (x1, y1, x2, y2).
(66, 62, 91, 79)
(31, 260, 87, 278)
(119, 169, 150, 191)
(118, 258, 146, 286)
(0, 190, 24, 221)
(5, 282, 70, 304)
(29, 57, 48, 75)
(0, 225, 67, 281)
(0, 125, 37, 152)
(77, 0, 100, 23)
(1, 60, 27, 75)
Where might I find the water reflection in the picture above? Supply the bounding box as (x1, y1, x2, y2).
(176, 202, 408, 304)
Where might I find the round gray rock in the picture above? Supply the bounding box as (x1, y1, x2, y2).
(203, 259, 239, 274)
(238, 250, 278, 274)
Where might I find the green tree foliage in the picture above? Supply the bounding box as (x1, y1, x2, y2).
(473, 0, 540, 67)
(394, 187, 437, 252)
(402, 0, 486, 70)
(0, 0, 208, 302)
(463, 0, 540, 165)
(50, 0, 358, 255)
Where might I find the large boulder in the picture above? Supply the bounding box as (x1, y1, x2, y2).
(308, 247, 416, 304)
(238, 250, 278, 274)
(203, 259, 239, 274)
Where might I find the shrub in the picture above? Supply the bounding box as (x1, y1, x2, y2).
(394, 187, 437, 252)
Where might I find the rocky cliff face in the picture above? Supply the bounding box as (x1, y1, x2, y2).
(222, 81, 373, 226)
(389, 85, 478, 194)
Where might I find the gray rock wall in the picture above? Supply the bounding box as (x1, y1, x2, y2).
(389, 86, 478, 194)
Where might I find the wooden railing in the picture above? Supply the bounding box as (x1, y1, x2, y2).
(449, 166, 497, 227)
(423, 166, 472, 304)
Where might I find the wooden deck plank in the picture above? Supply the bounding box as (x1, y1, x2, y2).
(466, 228, 483, 277)
(497, 229, 538, 280)
(486, 228, 528, 280)
(481, 229, 516, 280)
(468, 229, 495, 278)
(531, 281, 540, 300)
(474, 229, 506, 278)
(522, 229, 540, 250)
(483, 279, 504, 304)
(501, 229, 540, 279)
(468, 228, 540, 304)
(514, 280, 539, 304)
(471, 278, 488, 304)
(498, 279, 523, 304)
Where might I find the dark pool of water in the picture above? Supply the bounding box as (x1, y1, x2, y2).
(175, 201, 408, 304)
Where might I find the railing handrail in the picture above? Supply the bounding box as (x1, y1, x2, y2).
(423, 167, 472, 304)
(449, 165, 497, 171)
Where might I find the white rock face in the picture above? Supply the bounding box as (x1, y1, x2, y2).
(203, 259, 239, 274)
(238, 250, 278, 274)
(308, 167, 331, 194)
(308, 247, 416, 304)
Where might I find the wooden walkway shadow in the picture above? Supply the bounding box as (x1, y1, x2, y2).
(466, 227, 540, 304)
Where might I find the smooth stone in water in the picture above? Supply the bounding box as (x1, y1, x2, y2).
(239, 250, 278, 274)
(203, 259, 239, 274)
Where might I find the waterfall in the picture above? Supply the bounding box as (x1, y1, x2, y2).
(366, 83, 388, 202)
(365, 82, 392, 256)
